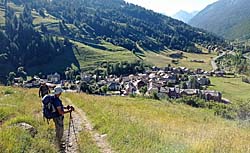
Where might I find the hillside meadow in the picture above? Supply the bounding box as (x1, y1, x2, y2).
(0, 86, 249, 153)
(0, 86, 99, 153)
(208, 77, 250, 104)
(143, 50, 216, 71)
(65, 93, 250, 153)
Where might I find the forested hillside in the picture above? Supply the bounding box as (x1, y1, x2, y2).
(189, 0, 250, 40)
(0, 0, 228, 80)
(33, 0, 225, 52)
(0, 0, 78, 77)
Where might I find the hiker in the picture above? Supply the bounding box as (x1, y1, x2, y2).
(39, 81, 50, 98)
(52, 86, 74, 148)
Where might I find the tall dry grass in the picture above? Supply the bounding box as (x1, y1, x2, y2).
(66, 93, 250, 153)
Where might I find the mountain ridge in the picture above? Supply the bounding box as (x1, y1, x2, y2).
(172, 10, 198, 23)
(0, 0, 228, 80)
(189, 0, 250, 40)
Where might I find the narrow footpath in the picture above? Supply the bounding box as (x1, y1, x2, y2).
(63, 98, 113, 153)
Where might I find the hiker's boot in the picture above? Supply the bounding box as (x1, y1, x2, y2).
(60, 141, 66, 149)
(59, 142, 66, 153)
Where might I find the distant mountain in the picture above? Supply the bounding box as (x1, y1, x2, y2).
(172, 10, 198, 23)
(0, 0, 227, 79)
(189, 0, 250, 40)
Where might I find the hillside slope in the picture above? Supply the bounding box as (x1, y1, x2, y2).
(189, 0, 250, 40)
(0, 0, 228, 79)
(37, 0, 225, 52)
(0, 86, 249, 152)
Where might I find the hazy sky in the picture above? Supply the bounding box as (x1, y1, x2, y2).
(124, 0, 218, 16)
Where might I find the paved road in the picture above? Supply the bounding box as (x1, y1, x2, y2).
(211, 52, 226, 70)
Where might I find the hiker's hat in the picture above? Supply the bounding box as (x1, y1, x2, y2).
(54, 86, 64, 94)
(40, 80, 46, 84)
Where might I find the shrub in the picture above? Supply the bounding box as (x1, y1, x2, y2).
(176, 96, 206, 108)
(139, 86, 147, 96)
(149, 92, 160, 100)
(175, 96, 242, 120)
(236, 101, 250, 120)
(129, 93, 136, 98)
(3, 89, 14, 95)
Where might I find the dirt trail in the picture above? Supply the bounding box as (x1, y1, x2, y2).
(63, 98, 113, 153)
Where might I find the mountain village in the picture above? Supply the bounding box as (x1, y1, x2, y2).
(14, 65, 230, 104)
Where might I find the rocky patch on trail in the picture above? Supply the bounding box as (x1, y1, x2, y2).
(64, 113, 83, 153)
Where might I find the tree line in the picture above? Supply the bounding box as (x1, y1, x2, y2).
(11, 0, 227, 53)
(0, 2, 70, 79)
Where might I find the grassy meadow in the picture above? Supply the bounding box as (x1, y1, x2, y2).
(0, 86, 249, 152)
(208, 77, 250, 104)
(72, 40, 137, 71)
(0, 86, 99, 153)
(143, 50, 216, 71)
(65, 93, 250, 153)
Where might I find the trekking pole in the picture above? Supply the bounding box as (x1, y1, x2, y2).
(66, 112, 72, 151)
(70, 113, 79, 145)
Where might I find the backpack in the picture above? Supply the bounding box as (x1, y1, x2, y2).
(42, 95, 57, 121)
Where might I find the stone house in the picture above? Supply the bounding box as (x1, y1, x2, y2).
(121, 76, 130, 83)
(14, 77, 23, 84)
(165, 75, 178, 84)
(197, 76, 210, 86)
(180, 89, 200, 97)
(201, 90, 222, 102)
(158, 86, 169, 99)
(168, 87, 180, 98)
(47, 72, 60, 84)
(148, 73, 157, 79)
(134, 80, 147, 90)
(152, 66, 160, 71)
(97, 80, 108, 87)
(107, 82, 121, 91)
(157, 86, 181, 99)
(213, 70, 225, 77)
(147, 81, 162, 95)
(196, 68, 205, 74)
(23, 77, 40, 88)
(123, 82, 137, 95)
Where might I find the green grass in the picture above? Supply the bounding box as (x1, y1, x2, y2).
(0, 87, 99, 153)
(143, 50, 216, 71)
(72, 40, 137, 71)
(0, 86, 57, 152)
(227, 19, 250, 39)
(65, 93, 250, 153)
(32, 10, 59, 26)
(0, 7, 5, 26)
(1, 86, 249, 152)
(208, 77, 250, 104)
